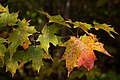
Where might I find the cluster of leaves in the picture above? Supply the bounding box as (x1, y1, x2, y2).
(0, 4, 118, 77)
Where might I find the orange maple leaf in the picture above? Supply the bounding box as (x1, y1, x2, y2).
(60, 34, 111, 76)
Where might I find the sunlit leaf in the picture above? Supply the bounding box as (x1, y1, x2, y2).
(60, 36, 96, 76)
(0, 4, 7, 12)
(60, 34, 111, 76)
(80, 34, 112, 56)
(66, 19, 93, 34)
(0, 38, 6, 43)
(93, 22, 118, 38)
(0, 6, 19, 26)
(38, 11, 70, 27)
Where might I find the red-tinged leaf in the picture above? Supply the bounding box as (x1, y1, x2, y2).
(22, 42, 29, 50)
(60, 36, 97, 76)
(60, 34, 111, 76)
(78, 50, 97, 71)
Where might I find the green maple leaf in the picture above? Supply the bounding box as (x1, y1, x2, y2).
(13, 46, 51, 71)
(0, 44, 7, 62)
(23, 46, 43, 72)
(8, 31, 22, 57)
(37, 24, 61, 53)
(4, 52, 18, 77)
(8, 19, 37, 58)
(38, 11, 70, 27)
(13, 45, 51, 73)
(0, 6, 19, 26)
(18, 19, 37, 34)
(7, 45, 44, 75)
(12, 51, 24, 62)
(0, 38, 7, 63)
(93, 22, 118, 38)
(31, 46, 43, 72)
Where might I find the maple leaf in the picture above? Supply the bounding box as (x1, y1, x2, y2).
(80, 34, 112, 57)
(60, 34, 111, 76)
(0, 4, 7, 12)
(0, 6, 19, 26)
(38, 11, 70, 27)
(0, 44, 7, 62)
(11, 45, 44, 73)
(14, 45, 52, 69)
(93, 22, 118, 38)
(66, 19, 93, 34)
(8, 31, 22, 56)
(22, 46, 44, 72)
(37, 24, 61, 53)
(60, 36, 97, 76)
(18, 19, 37, 34)
(8, 19, 37, 58)
(0, 38, 7, 63)
(4, 52, 18, 77)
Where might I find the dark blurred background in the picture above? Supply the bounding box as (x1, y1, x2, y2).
(0, 0, 120, 80)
